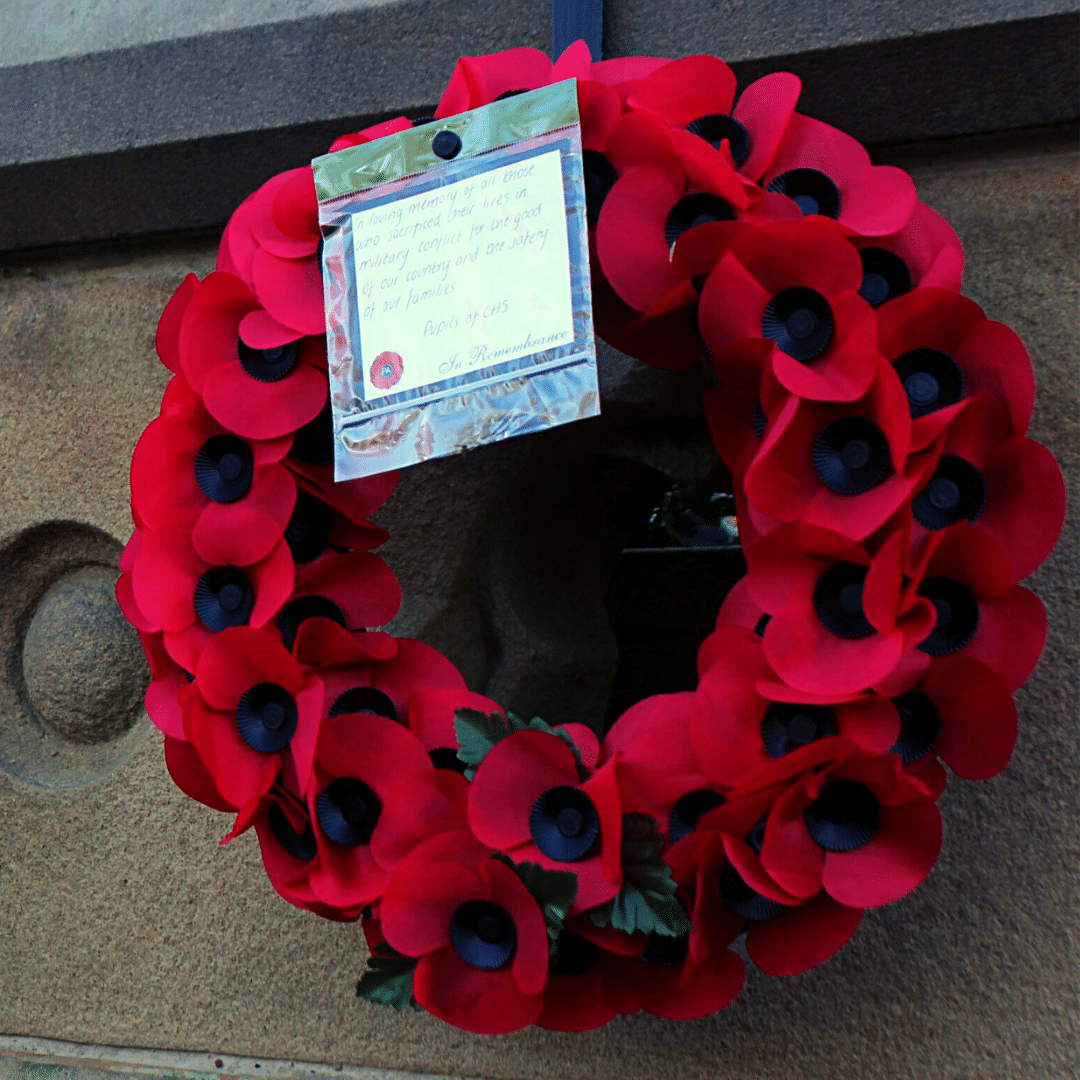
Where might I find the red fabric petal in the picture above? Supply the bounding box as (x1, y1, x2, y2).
(763, 606, 903, 696)
(380, 830, 490, 956)
(251, 249, 327, 336)
(191, 464, 296, 567)
(145, 674, 188, 739)
(369, 770, 470, 872)
(596, 167, 684, 312)
(625, 55, 737, 125)
(248, 539, 298, 629)
(468, 730, 582, 850)
(164, 734, 236, 812)
(156, 274, 198, 372)
(237, 307, 304, 349)
(759, 778, 822, 899)
(488, 855, 550, 996)
(822, 797, 941, 907)
(414, 948, 542, 1034)
(178, 271, 257, 393)
(404, 688, 503, 751)
(732, 72, 801, 180)
(746, 890, 862, 975)
(293, 550, 401, 628)
(201, 344, 327, 440)
(980, 437, 1066, 582)
(925, 659, 1017, 779)
(184, 696, 280, 807)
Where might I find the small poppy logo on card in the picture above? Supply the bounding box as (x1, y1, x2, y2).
(371, 351, 404, 389)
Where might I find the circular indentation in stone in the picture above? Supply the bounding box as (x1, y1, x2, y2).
(22, 566, 146, 745)
(0, 521, 149, 788)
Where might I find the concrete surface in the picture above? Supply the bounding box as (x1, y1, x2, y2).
(0, 128, 1075, 1078)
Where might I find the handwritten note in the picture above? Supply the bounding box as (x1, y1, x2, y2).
(351, 149, 574, 400)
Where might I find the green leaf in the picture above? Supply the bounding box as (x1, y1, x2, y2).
(453, 707, 510, 778)
(356, 945, 422, 1012)
(453, 708, 590, 782)
(584, 813, 692, 938)
(493, 853, 578, 958)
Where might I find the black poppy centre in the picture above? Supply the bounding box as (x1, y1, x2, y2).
(917, 577, 980, 655)
(912, 455, 986, 531)
(761, 702, 839, 758)
(530, 785, 600, 861)
(761, 286, 834, 362)
(317, 777, 381, 846)
(668, 788, 727, 842)
(685, 113, 751, 168)
(719, 861, 787, 922)
(237, 337, 300, 383)
(893, 348, 964, 419)
(329, 685, 399, 722)
(194, 434, 255, 503)
(813, 562, 874, 640)
(284, 493, 334, 564)
(803, 779, 880, 851)
(766, 168, 841, 218)
(857, 247, 912, 308)
(275, 594, 346, 651)
(268, 801, 318, 861)
(664, 193, 735, 249)
(236, 681, 299, 753)
(195, 565, 255, 631)
(450, 899, 517, 969)
(813, 416, 892, 495)
(889, 691, 943, 763)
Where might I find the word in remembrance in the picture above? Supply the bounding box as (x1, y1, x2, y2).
(351, 149, 575, 400)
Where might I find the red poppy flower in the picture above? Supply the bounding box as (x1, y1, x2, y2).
(667, 790, 863, 976)
(177, 271, 328, 439)
(743, 357, 934, 542)
(467, 730, 623, 913)
(143, 642, 195, 741)
(712, 575, 771, 639)
(762, 113, 917, 236)
(908, 391, 1065, 583)
(883, 657, 1018, 800)
(536, 930, 634, 1031)
(271, 551, 401, 652)
(184, 627, 324, 807)
(285, 454, 399, 523)
(369, 351, 404, 390)
(434, 40, 595, 118)
(595, 156, 776, 315)
(699, 219, 879, 402)
(626, 57, 802, 183)
(302, 711, 433, 911)
(876, 287, 1036, 450)
(131, 509, 295, 672)
(156, 273, 199, 372)
(116, 531, 159, 635)
(892, 524, 1047, 694)
(849, 201, 964, 309)
(602, 692, 728, 843)
(747, 523, 935, 695)
(380, 829, 549, 1034)
(406, 687, 505, 768)
(163, 734, 235, 813)
(600, 922, 745, 1020)
(219, 784, 361, 921)
(130, 398, 296, 567)
(313, 637, 467, 735)
(753, 741, 942, 908)
(693, 627, 899, 785)
(370, 768, 471, 873)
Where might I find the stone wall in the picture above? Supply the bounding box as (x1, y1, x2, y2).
(0, 4, 1076, 1078)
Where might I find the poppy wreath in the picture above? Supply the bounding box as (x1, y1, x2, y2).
(119, 41, 1066, 1036)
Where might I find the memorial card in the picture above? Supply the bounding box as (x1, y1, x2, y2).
(313, 81, 598, 480)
